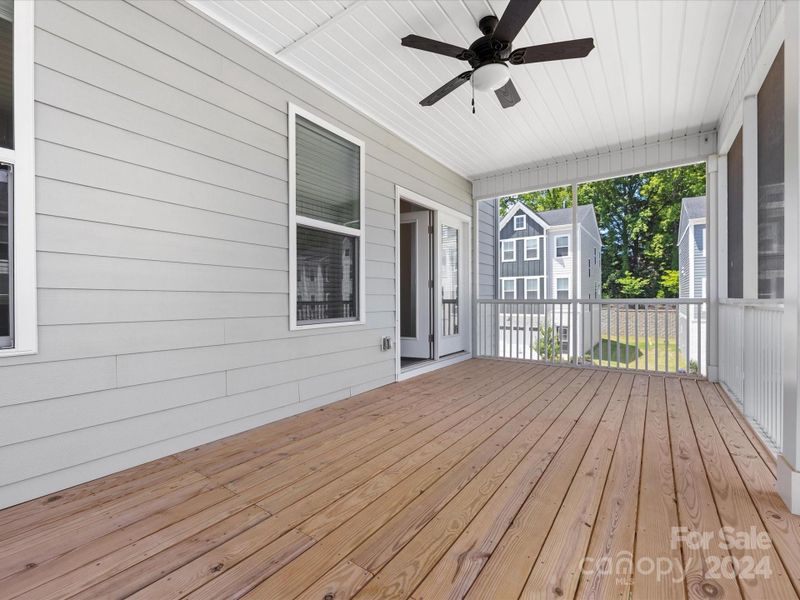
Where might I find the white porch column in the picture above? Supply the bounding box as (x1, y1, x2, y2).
(780, 0, 800, 514)
(742, 95, 759, 299)
(706, 156, 719, 381)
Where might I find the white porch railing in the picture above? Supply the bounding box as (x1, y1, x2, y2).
(719, 299, 783, 452)
(476, 298, 706, 375)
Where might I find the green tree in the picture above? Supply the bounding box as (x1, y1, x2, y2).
(499, 186, 571, 217)
(658, 270, 679, 298)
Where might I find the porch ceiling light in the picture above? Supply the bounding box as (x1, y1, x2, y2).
(472, 62, 510, 92)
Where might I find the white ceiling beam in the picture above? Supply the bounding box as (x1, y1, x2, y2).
(472, 130, 718, 201)
(277, 0, 368, 57)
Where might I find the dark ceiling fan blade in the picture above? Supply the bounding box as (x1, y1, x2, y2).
(493, 0, 542, 43)
(420, 71, 472, 106)
(401, 34, 474, 60)
(509, 38, 595, 65)
(495, 79, 521, 108)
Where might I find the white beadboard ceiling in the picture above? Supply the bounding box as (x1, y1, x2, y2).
(192, 0, 761, 181)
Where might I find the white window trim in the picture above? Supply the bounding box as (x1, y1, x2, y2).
(513, 214, 526, 231)
(555, 234, 570, 258)
(523, 276, 543, 299)
(288, 103, 366, 330)
(699, 225, 707, 257)
(501, 239, 516, 262)
(523, 237, 540, 261)
(0, 1, 36, 357)
(501, 278, 517, 300)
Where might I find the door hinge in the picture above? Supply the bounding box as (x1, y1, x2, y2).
(429, 334, 435, 343)
(428, 279, 434, 289)
(428, 225, 434, 235)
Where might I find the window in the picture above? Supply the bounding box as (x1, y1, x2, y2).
(696, 224, 706, 257)
(502, 279, 516, 299)
(514, 214, 526, 230)
(556, 277, 569, 299)
(0, 0, 35, 355)
(524, 238, 538, 261)
(501, 239, 516, 262)
(555, 235, 570, 257)
(524, 277, 541, 299)
(289, 105, 365, 328)
(588, 258, 591, 278)
(593, 247, 597, 265)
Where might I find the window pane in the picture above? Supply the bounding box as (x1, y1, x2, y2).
(0, 164, 10, 345)
(757, 45, 784, 299)
(441, 224, 458, 336)
(296, 115, 360, 228)
(0, 1, 11, 150)
(556, 236, 569, 257)
(296, 225, 357, 323)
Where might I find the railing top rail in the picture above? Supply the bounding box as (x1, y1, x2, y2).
(476, 298, 706, 305)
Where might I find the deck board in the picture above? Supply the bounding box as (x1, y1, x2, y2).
(0, 360, 798, 600)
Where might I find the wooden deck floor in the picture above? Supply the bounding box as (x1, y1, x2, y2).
(1, 360, 799, 600)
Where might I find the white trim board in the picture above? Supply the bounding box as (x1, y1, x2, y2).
(473, 131, 717, 201)
(397, 352, 472, 381)
(0, 0, 37, 358)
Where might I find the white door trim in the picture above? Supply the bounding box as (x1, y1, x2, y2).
(395, 186, 472, 380)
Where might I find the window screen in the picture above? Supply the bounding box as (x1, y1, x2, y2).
(0, 165, 10, 347)
(727, 128, 743, 298)
(0, 1, 12, 151)
(295, 115, 360, 228)
(296, 226, 357, 323)
(757, 45, 784, 299)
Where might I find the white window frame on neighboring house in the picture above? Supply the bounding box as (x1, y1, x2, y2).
(524, 276, 543, 300)
(501, 278, 516, 299)
(288, 103, 366, 330)
(555, 234, 570, 258)
(556, 277, 570, 299)
(0, 0, 36, 357)
(501, 239, 516, 262)
(513, 214, 526, 230)
(524, 237, 539, 261)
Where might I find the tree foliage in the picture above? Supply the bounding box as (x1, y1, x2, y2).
(499, 164, 706, 298)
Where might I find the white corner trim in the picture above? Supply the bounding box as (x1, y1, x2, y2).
(0, 0, 36, 358)
(287, 103, 366, 331)
(778, 454, 800, 515)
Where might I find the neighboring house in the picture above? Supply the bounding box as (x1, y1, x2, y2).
(496, 202, 602, 355)
(498, 202, 602, 303)
(678, 196, 707, 372)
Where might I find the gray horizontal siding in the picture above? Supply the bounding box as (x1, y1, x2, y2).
(478, 199, 497, 299)
(0, 0, 471, 508)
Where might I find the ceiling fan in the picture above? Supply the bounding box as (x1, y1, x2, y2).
(401, 0, 594, 109)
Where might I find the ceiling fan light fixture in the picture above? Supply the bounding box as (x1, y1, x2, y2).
(472, 63, 510, 92)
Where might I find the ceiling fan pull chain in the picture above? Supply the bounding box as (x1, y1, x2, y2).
(471, 77, 476, 114)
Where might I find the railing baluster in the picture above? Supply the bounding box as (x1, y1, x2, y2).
(675, 301, 679, 373)
(644, 305, 649, 372)
(606, 304, 611, 368)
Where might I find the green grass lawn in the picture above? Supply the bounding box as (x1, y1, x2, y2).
(585, 335, 694, 373)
